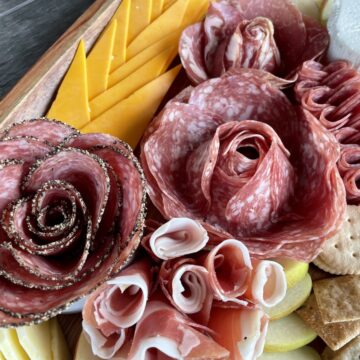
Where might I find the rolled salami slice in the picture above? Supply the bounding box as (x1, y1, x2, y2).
(141, 72, 345, 261)
(0, 119, 146, 326)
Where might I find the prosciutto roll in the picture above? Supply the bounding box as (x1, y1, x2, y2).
(128, 301, 229, 360)
(82, 259, 151, 359)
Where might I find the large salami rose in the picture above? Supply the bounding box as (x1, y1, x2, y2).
(141, 71, 346, 261)
(179, 0, 329, 84)
(0, 119, 146, 326)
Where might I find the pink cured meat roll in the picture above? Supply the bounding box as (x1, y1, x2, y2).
(141, 72, 346, 261)
(0, 119, 146, 326)
(82, 259, 151, 359)
(179, 0, 329, 84)
(128, 301, 229, 360)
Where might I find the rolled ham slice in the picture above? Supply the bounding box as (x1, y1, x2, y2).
(208, 306, 269, 360)
(245, 260, 287, 307)
(204, 239, 252, 305)
(128, 301, 229, 360)
(149, 218, 209, 260)
(159, 258, 213, 324)
(82, 259, 151, 359)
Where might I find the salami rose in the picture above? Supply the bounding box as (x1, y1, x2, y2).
(179, 0, 329, 84)
(0, 119, 146, 326)
(141, 72, 346, 261)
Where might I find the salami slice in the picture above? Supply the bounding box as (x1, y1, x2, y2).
(179, 0, 329, 84)
(141, 72, 346, 261)
(0, 119, 146, 326)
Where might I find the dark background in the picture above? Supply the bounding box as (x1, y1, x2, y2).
(0, 0, 95, 99)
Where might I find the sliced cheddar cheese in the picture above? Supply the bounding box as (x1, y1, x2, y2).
(127, 0, 153, 45)
(87, 20, 117, 99)
(47, 40, 90, 128)
(109, 29, 182, 86)
(151, 0, 164, 21)
(90, 46, 177, 119)
(126, 0, 189, 59)
(74, 332, 101, 360)
(183, 0, 209, 27)
(111, 0, 131, 71)
(50, 318, 71, 360)
(82, 65, 181, 148)
(16, 321, 52, 360)
(163, 0, 177, 11)
(0, 328, 30, 360)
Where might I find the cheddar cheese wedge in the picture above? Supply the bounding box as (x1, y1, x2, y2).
(151, 0, 164, 21)
(126, 0, 189, 59)
(87, 20, 117, 99)
(47, 40, 90, 128)
(16, 321, 52, 360)
(82, 65, 181, 148)
(127, 0, 153, 45)
(90, 46, 177, 119)
(0, 328, 30, 360)
(111, 0, 131, 71)
(109, 29, 182, 86)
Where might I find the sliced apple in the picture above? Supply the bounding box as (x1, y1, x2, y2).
(265, 273, 312, 320)
(320, 0, 334, 25)
(265, 313, 317, 352)
(291, 0, 321, 21)
(275, 259, 309, 288)
(258, 346, 320, 359)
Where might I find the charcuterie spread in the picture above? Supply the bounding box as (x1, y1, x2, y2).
(1, 0, 360, 359)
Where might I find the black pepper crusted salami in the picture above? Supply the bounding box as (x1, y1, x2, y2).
(0, 119, 146, 326)
(179, 0, 329, 84)
(141, 72, 346, 261)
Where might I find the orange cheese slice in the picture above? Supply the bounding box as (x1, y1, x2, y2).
(151, 0, 164, 21)
(163, 0, 177, 11)
(126, 0, 189, 60)
(127, 0, 153, 45)
(87, 19, 117, 99)
(111, 0, 131, 71)
(47, 40, 90, 128)
(90, 46, 177, 119)
(82, 65, 181, 149)
(109, 29, 182, 87)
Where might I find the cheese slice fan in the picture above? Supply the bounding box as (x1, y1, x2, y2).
(0, 328, 30, 360)
(90, 46, 177, 119)
(111, 0, 131, 71)
(87, 19, 117, 99)
(47, 40, 90, 128)
(83, 65, 181, 148)
(127, 0, 153, 45)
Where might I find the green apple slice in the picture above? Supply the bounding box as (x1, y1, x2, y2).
(265, 313, 317, 352)
(258, 346, 320, 360)
(275, 259, 309, 288)
(265, 273, 312, 320)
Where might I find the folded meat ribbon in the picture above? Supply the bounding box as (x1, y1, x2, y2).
(179, 0, 329, 84)
(141, 70, 346, 261)
(295, 60, 360, 204)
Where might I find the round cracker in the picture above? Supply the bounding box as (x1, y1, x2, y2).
(313, 205, 360, 275)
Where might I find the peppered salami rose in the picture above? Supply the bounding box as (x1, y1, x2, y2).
(140, 71, 346, 261)
(179, 0, 329, 84)
(0, 119, 146, 326)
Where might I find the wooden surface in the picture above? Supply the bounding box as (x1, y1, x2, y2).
(0, 0, 95, 99)
(0, 0, 122, 129)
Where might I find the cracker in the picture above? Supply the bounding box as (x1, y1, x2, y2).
(322, 336, 360, 360)
(296, 294, 360, 351)
(314, 205, 360, 275)
(313, 275, 360, 323)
